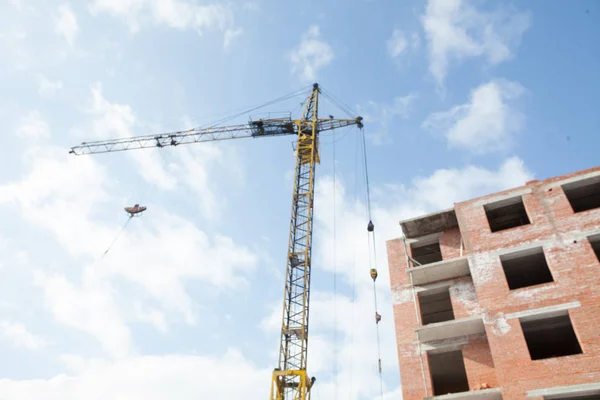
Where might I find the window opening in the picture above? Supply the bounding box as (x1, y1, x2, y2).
(411, 236, 442, 265)
(501, 247, 553, 290)
(521, 314, 582, 360)
(419, 288, 455, 325)
(429, 350, 470, 395)
(562, 177, 600, 213)
(485, 196, 531, 232)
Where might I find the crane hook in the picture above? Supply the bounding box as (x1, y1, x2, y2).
(370, 268, 378, 282)
(367, 220, 374, 232)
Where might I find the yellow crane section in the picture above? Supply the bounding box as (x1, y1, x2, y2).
(69, 83, 363, 400)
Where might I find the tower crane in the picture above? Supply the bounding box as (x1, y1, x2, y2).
(69, 83, 363, 400)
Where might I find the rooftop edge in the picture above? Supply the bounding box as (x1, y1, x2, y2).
(399, 208, 458, 239)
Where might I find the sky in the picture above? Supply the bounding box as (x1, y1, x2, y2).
(0, 0, 598, 399)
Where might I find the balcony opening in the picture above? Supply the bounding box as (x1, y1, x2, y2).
(589, 235, 600, 262)
(429, 350, 470, 395)
(521, 313, 582, 360)
(484, 196, 531, 233)
(500, 247, 554, 290)
(410, 236, 442, 266)
(419, 288, 455, 325)
(563, 176, 600, 213)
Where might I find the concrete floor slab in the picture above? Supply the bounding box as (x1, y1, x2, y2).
(408, 257, 470, 286)
(416, 315, 485, 343)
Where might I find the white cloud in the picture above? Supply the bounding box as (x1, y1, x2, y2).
(0, 349, 270, 399)
(422, 79, 525, 153)
(54, 4, 78, 47)
(81, 83, 233, 216)
(223, 27, 243, 49)
(133, 302, 168, 333)
(407, 156, 532, 211)
(387, 29, 408, 59)
(289, 25, 334, 82)
(387, 29, 421, 61)
(411, 32, 421, 49)
(37, 75, 63, 97)
(314, 157, 533, 274)
(89, 0, 237, 35)
(171, 145, 222, 217)
(36, 272, 131, 358)
(87, 82, 136, 139)
(83, 81, 176, 190)
(16, 110, 51, 140)
(1, 98, 257, 353)
(0, 141, 258, 336)
(360, 94, 417, 144)
(422, 0, 530, 84)
(0, 145, 115, 258)
(0, 320, 47, 350)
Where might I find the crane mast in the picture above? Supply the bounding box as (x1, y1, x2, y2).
(271, 84, 319, 400)
(69, 83, 363, 400)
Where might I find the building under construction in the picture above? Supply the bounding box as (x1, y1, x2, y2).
(386, 166, 600, 399)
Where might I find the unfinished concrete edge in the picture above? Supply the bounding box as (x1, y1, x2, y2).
(526, 381, 600, 398)
(400, 208, 458, 239)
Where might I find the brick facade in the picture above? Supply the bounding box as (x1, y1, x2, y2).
(387, 166, 600, 400)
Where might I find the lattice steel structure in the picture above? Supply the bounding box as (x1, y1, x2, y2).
(69, 83, 363, 400)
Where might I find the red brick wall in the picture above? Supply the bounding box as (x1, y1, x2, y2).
(440, 227, 463, 259)
(462, 335, 498, 390)
(387, 166, 600, 400)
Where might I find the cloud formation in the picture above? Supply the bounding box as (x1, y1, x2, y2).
(89, 0, 238, 38)
(0, 91, 258, 361)
(387, 29, 420, 61)
(37, 75, 63, 97)
(0, 349, 270, 399)
(422, 79, 525, 153)
(422, 0, 530, 84)
(16, 111, 51, 140)
(54, 4, 78, 47)
(289, 25, 334, 82)
(0, 321, 47, 350)
(360, 94, 417, 144)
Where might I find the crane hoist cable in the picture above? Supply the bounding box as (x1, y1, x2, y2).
(362, 126, 384, 400)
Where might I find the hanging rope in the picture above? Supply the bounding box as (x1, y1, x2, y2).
(361, 126, 384, 400)
(101, 215, 133, 258)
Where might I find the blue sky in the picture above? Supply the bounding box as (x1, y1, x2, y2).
(0, 0, 598, 399)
